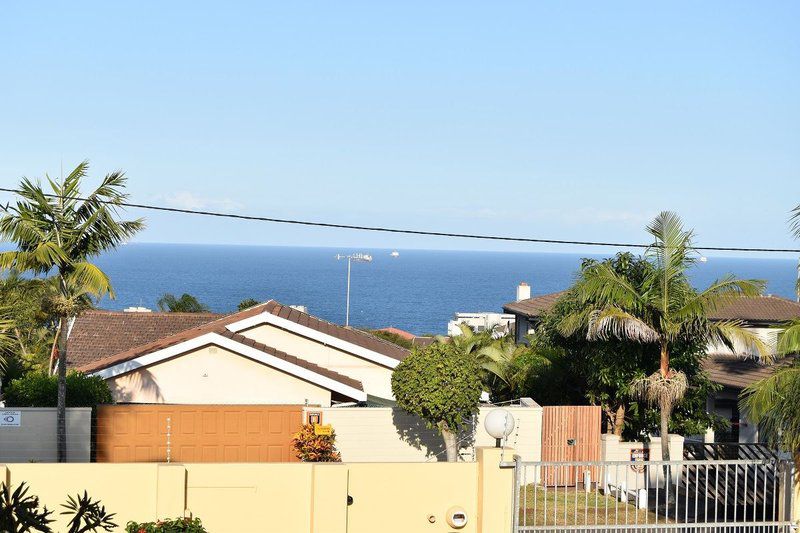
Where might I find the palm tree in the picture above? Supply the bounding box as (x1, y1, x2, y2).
(157, 293, 209, 313)
(0, 162, 144, 461)
(559, 212, 767, 460)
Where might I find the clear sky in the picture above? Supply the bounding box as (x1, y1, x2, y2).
(1, 2, 798, 256)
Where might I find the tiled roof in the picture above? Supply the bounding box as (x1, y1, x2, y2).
(504, 293, 800, 325)
(262, 301, 410, 362)
(706, 295, 800, 324)
(71, 301, 409, 375)
(502, 292, 567, 319)
(702, 353, 796, 390)
(67, 310, 222, 368)
(376, 327, 416, 341)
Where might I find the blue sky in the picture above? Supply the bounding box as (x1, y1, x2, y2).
(1, 2, 798, 256)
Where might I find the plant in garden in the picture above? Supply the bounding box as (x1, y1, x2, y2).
(0, 162, 144, 461)
(125, 517, 208, 533)
(291, 424, 342, 462)
(558, 212, 766, 460)
(391, 342, 483, 462)
(4, 371, 113, 408)
(61, 491, 117, 533)
(0, 482, 54, 533)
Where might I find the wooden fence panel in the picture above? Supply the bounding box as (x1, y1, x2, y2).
(541, 405, 601, 485)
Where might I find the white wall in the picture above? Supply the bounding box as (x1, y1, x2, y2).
(302, 404, 543, 462)
(0, 408, 90, 463)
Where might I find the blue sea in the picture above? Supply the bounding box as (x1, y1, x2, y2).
(91, 244, 800, 335)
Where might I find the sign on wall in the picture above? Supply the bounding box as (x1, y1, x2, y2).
(0, 410, 21, 427)
(313, 424, 333, 436)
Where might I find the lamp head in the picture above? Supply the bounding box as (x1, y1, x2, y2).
(484, 408, 515, 443)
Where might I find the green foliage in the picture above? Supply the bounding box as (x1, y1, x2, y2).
(0, 273, 57, 373)
(237, 298, 260, 311)
(0, 482, 54, 533)
(391, 343, 483, 434)
(157, 293, 209, 313)
(4, 371, 113, 408)
(367, 329, 413, 349)
(61, 491, 117, 533)
(291, 424, 342, 462)
(125, 517, 208, 533)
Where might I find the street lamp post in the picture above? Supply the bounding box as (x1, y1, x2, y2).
(336, 252, 373, 327)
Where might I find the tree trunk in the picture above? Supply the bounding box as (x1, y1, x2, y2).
(613, 405, 626, 437)
(659, 402, 671, 461)
(57, 316, 68, 463)
(439, 421, 458, 462)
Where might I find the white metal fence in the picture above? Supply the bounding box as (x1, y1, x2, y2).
(506, 456, 795, 532)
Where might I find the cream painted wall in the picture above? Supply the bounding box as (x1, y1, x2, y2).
(239, 323, 396, 399)
(108, 345, 332, 405)
(0, 448, 515, 533)
(303, 405, 543, 462)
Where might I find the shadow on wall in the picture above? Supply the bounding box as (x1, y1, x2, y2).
(110, 369, 164, 403)
(392, 409, 477, 460)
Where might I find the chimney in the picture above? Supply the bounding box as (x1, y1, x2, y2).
(516, 282, 531, 302)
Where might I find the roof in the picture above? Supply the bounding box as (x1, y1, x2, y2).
(376, 327, 416, 341)
(705, 295, 800, 324)
(502, 291, 567, 319)
(67, 310, 223, 369)
(702, 353, 796, 390)
(71, 300, 409, 373)
(261, 301, 409, 362)
(504, 292, 800, 325)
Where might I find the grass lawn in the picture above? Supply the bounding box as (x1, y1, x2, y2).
(518, 483, 672, 527)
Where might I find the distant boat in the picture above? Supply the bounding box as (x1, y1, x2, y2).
(390, 250, 400, 258)
(699, 256, 708, 263)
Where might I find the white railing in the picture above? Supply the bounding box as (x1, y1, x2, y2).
(505, 457, 795, 532)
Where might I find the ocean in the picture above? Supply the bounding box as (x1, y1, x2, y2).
(91, 244, 800, 335)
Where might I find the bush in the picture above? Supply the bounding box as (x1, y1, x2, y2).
(125, 517, 207, 533)
(3, 371, 113, 408)
(291, 424, 341, 462)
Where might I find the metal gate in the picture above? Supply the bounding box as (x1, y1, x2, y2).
(508, 457, 795, 532)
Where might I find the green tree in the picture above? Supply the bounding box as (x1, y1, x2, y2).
(391, 343, 483, 462)
(157, 293, 209, 313)
(0, 162, 144, 461)
(0, 273, 57, 371)
(559, 212, 766, 460)
(538, 253, 719, 438)
(237, 298, 260, 311)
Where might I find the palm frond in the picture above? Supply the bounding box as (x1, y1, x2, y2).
(707, 320, 772, 362)
(790, 204, 800, 240)
(776, 319, 800, 356)
(586, 307, 660, 343)
(66, 262, 114, 299)
(677, 276, 765, 320)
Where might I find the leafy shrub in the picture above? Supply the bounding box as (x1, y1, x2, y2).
(125, 517, 208, 533)
(0, 482, 53, 533)
(3, 371, 113, 408)
(291, 424, 341, 462)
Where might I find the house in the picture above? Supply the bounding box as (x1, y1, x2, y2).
(503, 284, 800, 443)
(67, 301, 409, 407)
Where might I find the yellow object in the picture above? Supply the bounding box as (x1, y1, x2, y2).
(313, 424, 333, 436)
(0, 446, 514, 533)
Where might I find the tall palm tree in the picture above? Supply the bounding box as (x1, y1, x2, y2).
(0, 162, 144, 461)
(559, 212, 767, 460)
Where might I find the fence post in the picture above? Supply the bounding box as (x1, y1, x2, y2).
(477, 446, 515, 533)
(156, 464, 186, 519)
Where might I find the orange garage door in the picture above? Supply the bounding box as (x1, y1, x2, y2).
(96, 404, 303, 463)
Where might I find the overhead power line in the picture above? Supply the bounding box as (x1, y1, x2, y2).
(0, 186, 798, 253)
